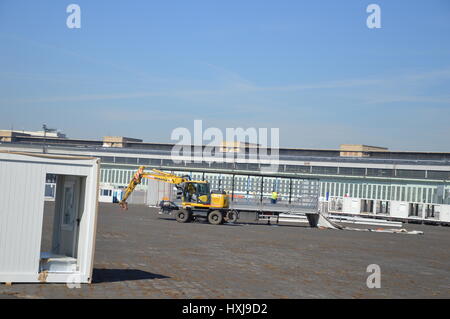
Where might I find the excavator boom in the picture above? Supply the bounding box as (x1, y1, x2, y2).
(119, 166, 191, 210)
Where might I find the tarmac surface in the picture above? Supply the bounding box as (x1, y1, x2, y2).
(0, 202, 449, 299)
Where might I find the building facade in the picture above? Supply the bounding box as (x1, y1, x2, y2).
(1, 136, 449, 223)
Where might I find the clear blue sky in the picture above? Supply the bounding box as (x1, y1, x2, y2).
(1, 0, 449, 151)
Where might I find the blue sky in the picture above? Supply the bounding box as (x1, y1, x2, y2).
(1, 0, 449, 151)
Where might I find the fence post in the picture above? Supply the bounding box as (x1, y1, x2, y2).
(289, 178, 293, 204)
(231, 174, 235, 202)
(260, 176, 264, 203)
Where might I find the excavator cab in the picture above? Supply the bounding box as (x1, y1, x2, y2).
(183, 181, 211, 205)
(181, 181, 230, 208)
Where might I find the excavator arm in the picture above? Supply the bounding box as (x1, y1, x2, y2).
(118, 166, 189, 210)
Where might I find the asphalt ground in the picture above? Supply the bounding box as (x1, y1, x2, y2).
(0, 202, 449, 298)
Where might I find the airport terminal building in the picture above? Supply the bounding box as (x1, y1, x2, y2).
(1, 131, 449, 224)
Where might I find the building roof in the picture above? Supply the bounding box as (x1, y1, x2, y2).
(1, 134, 450, 161)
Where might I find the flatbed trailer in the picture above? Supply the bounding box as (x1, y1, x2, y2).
(147, 171, 322, 226)
(158, 199, 320, 226)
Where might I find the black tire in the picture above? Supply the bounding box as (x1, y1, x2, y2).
(208, 210, 223, 225)
(176, 209, 192, 223)
(225, 210, 239, 223)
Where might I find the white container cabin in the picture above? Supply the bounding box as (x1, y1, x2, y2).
(0, 151, 99, 284)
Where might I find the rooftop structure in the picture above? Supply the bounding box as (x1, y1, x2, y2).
(0, 129, 66, 143)
(219, 141, 261, 153)
(103, 136, 143, 148)
(340, 144, 388, 157)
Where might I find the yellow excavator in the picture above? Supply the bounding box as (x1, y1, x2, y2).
(119, 166, 237, 224)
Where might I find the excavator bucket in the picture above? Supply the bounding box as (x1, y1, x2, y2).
(119, 200, 128, 210)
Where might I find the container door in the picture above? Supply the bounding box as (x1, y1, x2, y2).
(59, 176, 81, 258)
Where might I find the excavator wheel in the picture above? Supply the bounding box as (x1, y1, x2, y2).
(225, 210, 239, 223)
(176, 209, 192, 223)
(208, 210, 224, 225)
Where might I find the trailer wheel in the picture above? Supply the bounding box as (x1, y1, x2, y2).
(208, 210, 223, 225)
(176, 209, 192, 223)
(225, 210, 239, 223)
